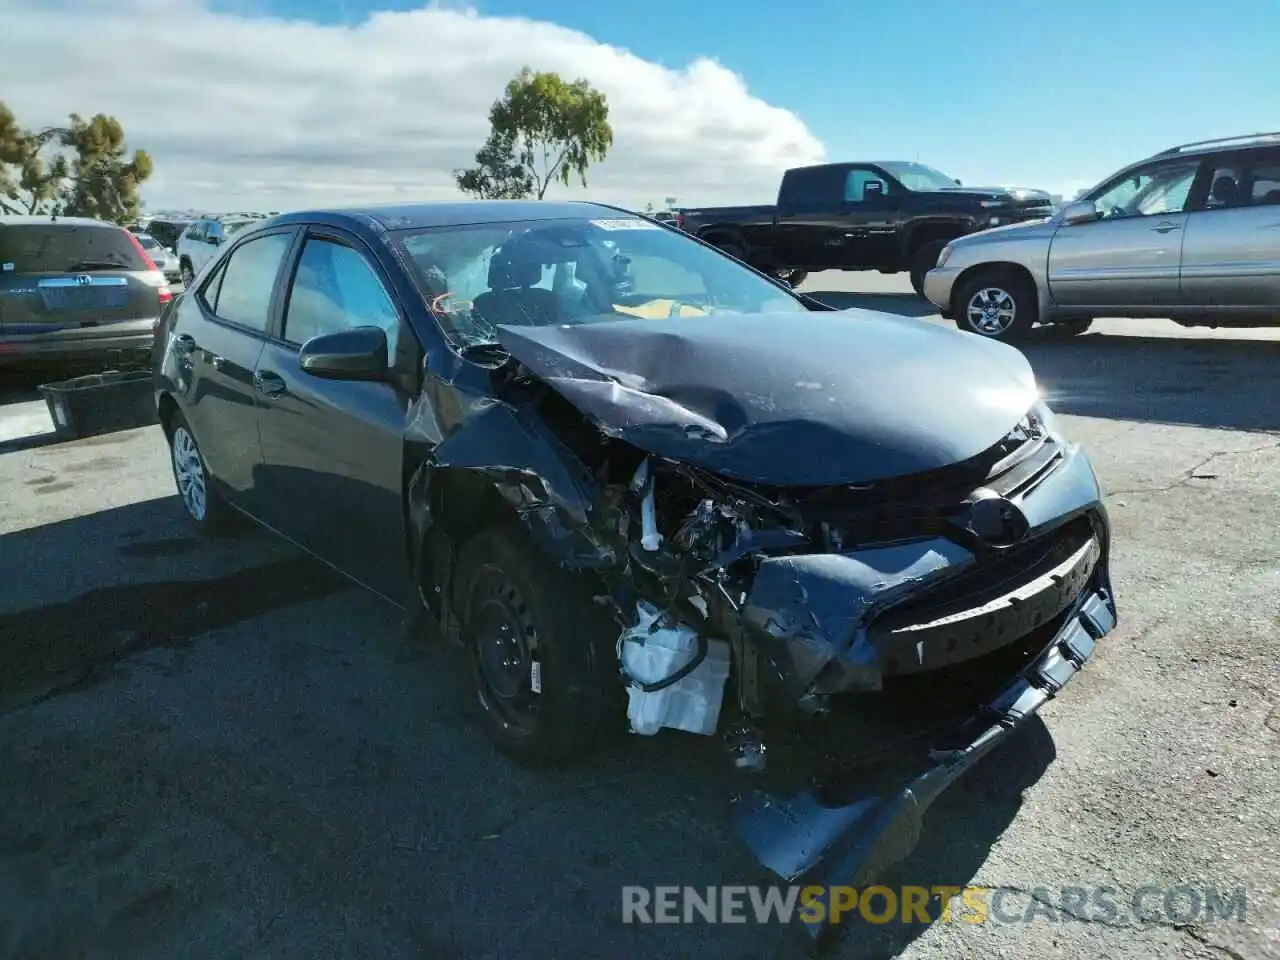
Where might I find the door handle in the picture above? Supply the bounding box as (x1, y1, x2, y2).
(1151, 221, 1181, 234)
(253, 370, 287, 398)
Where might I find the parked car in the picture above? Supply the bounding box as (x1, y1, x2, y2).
(678, 161, 1055, 292)
(0, 215, 172, 372)
(153, 200, 1116, 937)
(143, 217, 191, 253)
(924, 132, 1280, 341)
(176, 215, 262, 287)
(135, 232, 182, 283)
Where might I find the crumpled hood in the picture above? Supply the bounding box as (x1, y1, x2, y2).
(495, 311, 1038, 486)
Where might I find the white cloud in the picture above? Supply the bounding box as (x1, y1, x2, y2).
(0, 0, 826, 214)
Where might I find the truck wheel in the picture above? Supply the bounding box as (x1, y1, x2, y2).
(953, 269, 1038, 342)
(453, 522, 625, 766)
(1050, 318, 1093, 337)
(772, 268, 808, 288)
(908, 240, 948, 297)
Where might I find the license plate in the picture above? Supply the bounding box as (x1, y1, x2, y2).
(38, 277, 129, 312)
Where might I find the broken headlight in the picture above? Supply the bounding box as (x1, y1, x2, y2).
(1029, 398, 1063, 440)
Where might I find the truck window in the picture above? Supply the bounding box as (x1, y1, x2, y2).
(844, 170, 889, 203)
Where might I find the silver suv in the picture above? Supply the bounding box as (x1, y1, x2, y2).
(923, 132, 1280, 341)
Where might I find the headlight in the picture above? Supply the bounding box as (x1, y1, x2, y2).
(1030, 398, 1062, 438)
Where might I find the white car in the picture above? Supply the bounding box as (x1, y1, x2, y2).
(176, 216, 261, 286)
(136, 233, 182, 283)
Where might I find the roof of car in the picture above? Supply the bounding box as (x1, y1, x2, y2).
(0, 214, 122, 228)
(266, 200, 626, 232)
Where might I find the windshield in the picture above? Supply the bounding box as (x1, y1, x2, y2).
(878, 162, 961, 191)
(392, 215, 807, 348)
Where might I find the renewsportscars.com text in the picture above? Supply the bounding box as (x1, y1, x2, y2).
(621, 884, 1249, 927)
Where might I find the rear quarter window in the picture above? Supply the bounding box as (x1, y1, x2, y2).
(0, 223, 148, 273)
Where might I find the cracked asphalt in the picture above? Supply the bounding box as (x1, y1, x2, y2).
(0, 272, 1277, 960)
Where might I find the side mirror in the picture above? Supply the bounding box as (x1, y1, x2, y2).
(955, 178, 963, 186)
(298, 326, 389, 382)
(1061, 200, 1099, 225)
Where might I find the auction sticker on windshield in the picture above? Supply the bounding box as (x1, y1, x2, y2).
(590, 219, 659, 230)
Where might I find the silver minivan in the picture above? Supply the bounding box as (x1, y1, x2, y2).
(923, 132, 1280, 341)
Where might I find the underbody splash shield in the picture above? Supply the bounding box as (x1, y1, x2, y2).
(731, 586, 1117, 948)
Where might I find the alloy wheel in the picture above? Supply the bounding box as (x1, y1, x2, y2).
(171, 426, 207, 521)
(965, 286, 1017, 336)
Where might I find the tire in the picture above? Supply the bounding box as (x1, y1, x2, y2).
(1051, 318, 1092, 337)
(165, 410, 235, 535)
(909, 240, 948, 297)
(952, 269, 1039, 342)
(453, 522, 625, 766)
(179, 259, 195, 288)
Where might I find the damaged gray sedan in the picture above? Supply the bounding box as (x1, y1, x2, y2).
(153, 200, 1117, 942)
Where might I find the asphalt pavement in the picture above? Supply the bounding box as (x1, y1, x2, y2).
(0, 272, 1277, 960)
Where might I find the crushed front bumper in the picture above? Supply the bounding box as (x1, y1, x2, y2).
(732, 581, 1116, 945)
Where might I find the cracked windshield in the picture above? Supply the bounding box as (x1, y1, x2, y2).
(395, 216, 806, 347)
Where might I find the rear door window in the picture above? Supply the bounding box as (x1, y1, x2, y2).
(209, 232, 293, 332)
(0, 223, 148, 273)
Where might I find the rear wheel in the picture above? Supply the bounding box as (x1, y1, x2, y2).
(166, 410, 235, 535)
(909, 240, 948, 297)
(772, 268, 809, 288)
(1051, 318, 1093, 337)
(953, 269, 1038, 342)
(453, 523, 625, 765)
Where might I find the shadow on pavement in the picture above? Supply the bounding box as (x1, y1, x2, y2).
(0, 496, 1056, 959)
(806, 289, 937, 318)
(1020, 332, 1280, 433)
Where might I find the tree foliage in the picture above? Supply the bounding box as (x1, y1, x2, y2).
(0, 102, 153, 223)
(455, 67, 613, 201)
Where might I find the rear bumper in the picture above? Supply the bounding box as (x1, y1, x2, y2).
(0, 321, 156, 368)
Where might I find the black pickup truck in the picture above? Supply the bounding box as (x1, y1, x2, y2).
(676, 161, 1056, 294)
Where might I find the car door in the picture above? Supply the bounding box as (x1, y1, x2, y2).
(1180, 147, 1280, 309)
(837, 166, 901, 268)
(1047, 156, 1202, 309)
(172, 227, 298, 513)
(775, 164, 847, 269)
(196, 221, 226, 273)
(253, 227, 419, 605)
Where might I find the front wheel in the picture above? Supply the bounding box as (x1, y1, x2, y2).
(952, 270, 1039, 342)
(453, 523, 625, 766)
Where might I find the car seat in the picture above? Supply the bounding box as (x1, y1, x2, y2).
(472, 256, 562, 327)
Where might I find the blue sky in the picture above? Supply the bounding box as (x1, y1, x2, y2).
(196, 0, 1277, 200)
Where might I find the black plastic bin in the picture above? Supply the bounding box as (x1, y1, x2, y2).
(38, 370, 159, 442)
